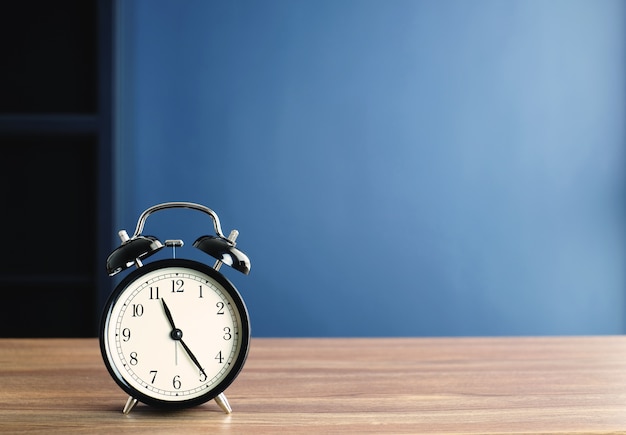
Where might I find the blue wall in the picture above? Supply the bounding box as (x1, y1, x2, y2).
(113, 0, 626, 336)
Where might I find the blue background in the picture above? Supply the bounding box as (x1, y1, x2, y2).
(112, 0, 626, 336)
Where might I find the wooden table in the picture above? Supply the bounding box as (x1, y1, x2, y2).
(1, 337, 626, 433)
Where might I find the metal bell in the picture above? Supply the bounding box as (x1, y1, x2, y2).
(106, 235, 164, 276)
(193, 235, 250, 275)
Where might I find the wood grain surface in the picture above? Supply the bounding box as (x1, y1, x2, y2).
(1, 336, 626, 433)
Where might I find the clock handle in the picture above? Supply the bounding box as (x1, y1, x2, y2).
(132, 201, 229, 241)
(106, 201, 250, 276)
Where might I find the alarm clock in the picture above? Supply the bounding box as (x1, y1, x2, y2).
(99, 202, 251, 415)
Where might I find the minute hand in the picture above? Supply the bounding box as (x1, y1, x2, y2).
(179, 340, 206, 375)
(161, 298, 206, 375)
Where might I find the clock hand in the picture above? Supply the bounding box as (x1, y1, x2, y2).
(161, 298, 206, 375)
(178, 339, 207, 376)
(161, 298, 177, 330)
(162, 299, 181, 365)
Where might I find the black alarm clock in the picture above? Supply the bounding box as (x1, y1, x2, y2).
(99, 202, 251, 414)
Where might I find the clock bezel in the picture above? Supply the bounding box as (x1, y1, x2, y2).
(99, 258, 251, 410)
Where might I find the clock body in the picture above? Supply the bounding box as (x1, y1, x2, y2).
(99, 258, 250, 409)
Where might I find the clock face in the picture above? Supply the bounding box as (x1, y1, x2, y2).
(100, 259, 250, 409)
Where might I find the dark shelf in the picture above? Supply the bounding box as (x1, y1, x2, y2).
(0, 114, 99, 134)
(0, 0, 113, 338)
(0, 275, 93, 285)
(0, 1, 98, 114)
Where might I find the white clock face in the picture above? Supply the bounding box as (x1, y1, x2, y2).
(101, 260, 249, 406)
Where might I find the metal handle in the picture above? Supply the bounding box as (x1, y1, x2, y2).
(131, 201, 228, 240)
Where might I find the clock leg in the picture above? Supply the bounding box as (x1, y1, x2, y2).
(214, 393, 232, 414)
(122, 396, 138, 415)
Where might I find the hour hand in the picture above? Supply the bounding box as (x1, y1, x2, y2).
(162, 298, 184, 342)
(161, 298, 177, 330)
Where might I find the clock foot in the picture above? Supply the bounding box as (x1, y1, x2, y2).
(214, 393, 232, 414)
(122, 396, 138, 415)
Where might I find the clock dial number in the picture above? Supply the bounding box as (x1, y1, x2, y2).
(172, 279, 184, 293)
(132, 304, 144, 317)
(149, 287, 160, 300)
(223, 327, 232, 340)
(215, 351, 224, 364)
